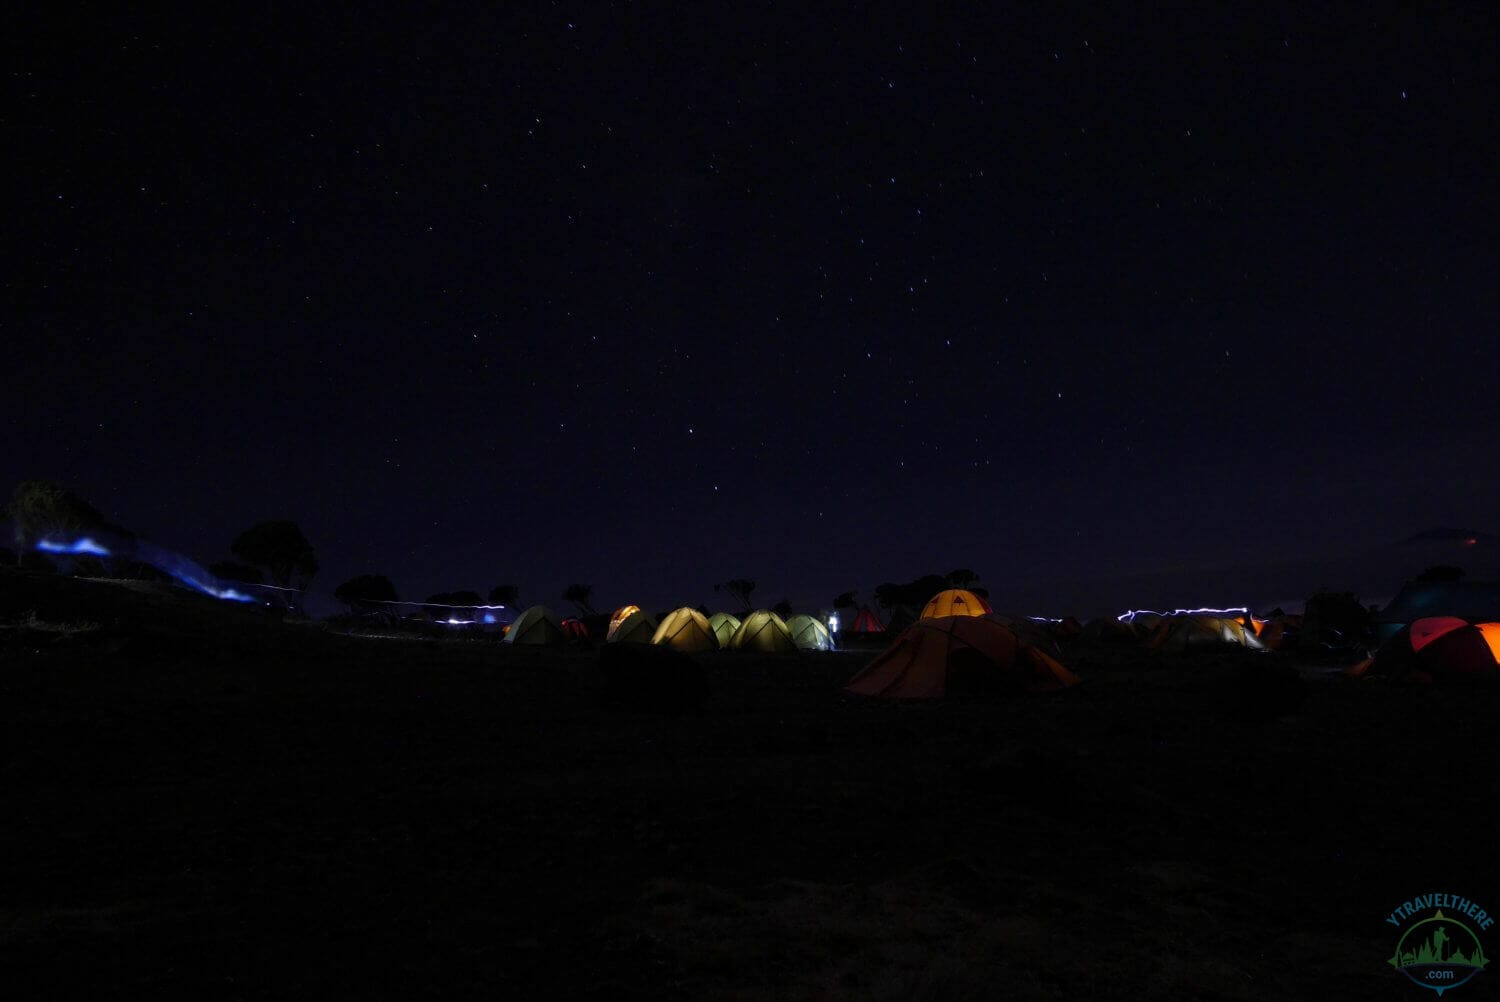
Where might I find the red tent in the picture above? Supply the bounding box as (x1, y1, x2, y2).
(1348, 617, 1500, 680)
(849, 606, 886, 633)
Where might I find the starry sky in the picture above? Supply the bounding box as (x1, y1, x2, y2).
(8, 6, 1500, 617)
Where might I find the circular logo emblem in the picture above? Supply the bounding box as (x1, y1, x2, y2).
(1389, 910, 1489, 996)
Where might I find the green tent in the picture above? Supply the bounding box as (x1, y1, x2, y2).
(785, 614, 832, 651)
(728, 610, 796, 653)
(505, 605, 566, 646)
(708, 612, 742, 647)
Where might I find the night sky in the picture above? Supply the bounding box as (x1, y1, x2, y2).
(9, 6, 1500, 617)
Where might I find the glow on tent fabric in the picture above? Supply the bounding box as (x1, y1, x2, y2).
(919, 589, 993, 619)
(608, 609, 657, 645)
(728, 610, 796, 653)
(607, 605, 641, 642)
(844, 616, 1079, 699)
(652, 608, 718, 653)
(1351, 618, 1500, 680)
(784, 614, 832, 651)
(708, 613, 741, 647)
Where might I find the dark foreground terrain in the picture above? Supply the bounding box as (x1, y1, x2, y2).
(3, 572, 1498, 1000)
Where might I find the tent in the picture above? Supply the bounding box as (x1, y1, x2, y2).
(1148, 615, 1264, 652)
(708, 612, 742, 647)
(785, 614, 832, 651)
(728, 610, 797, 653)
(1377, 580, 1500, 642)
(848, 606, 886, 633)
(1083, 617, 1139, 644)
(652, 607, 719, 653)
(1258, 615, 1302, 651)
(608, 609, 658, 645)
(607, 605, 642, 642)
(1349, 617, 1500, 680)
(560, 617, 590, 642)
(919, 589, 993, 619)
(845, 616, 1080, 699)
(504, 605, 566, 646)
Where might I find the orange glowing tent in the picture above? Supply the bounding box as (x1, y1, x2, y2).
(606, 605, 642, 642)
(608, 608, 658, 645)
(560, 617, 590, 642)
(919, 589, 993, 619)
(844, 616, 1079, 699)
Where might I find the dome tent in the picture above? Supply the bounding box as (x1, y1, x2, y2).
(785, 614, 832, 651)
(608, 609, 658, 645)
(845, 616, 1079, 699)
(1348, 617, 1500, 681)
(505, 605, 567, 646)
(606, 605, 642, 642)
(652, 607, 719, 653)
(848, 606, 885, 633)
(920, 589, 993, 619)
(708, 612, 742, 647)
(1148, 615, 1263, 652)
(728, 610, 796, 653)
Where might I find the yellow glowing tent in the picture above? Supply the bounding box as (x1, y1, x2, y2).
(728, 610, 796, 653)
(920, 589, 993, 619)
(652, 607, 719, 653)
(785, 614, 833, 651)
(708, 612, 742, 647)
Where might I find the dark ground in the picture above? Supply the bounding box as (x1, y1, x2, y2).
(3, 571, 1497, 1000)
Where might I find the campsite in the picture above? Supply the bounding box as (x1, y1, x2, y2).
(6, 569, 1500, 1000)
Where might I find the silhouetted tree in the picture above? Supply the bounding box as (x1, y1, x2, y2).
(335, 574, 399, 613)
(5, 480, 108, 562)
(833, 591, 857, 610)
(873, 582, 900, 617)
(563, 583, 597, 616)
(716, 578, 756, 612)
(230, 520, 318, 590)
(425, 590, 484, 621)
(489, 584, 519, 606)
(772, 598, 793, 619)
(946, 568, 980, 588)
(210, 561, 265, 585)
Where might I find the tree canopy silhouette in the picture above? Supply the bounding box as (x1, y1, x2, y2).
(210, 561, 265, 585)
(716, 578, 756, 612)
(230, 520, 318, 590)
(335, 574, 398, 612)
(562, 583, 596, 616)
(425, 590, 484, 620)
(833, 591, 857, 609)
